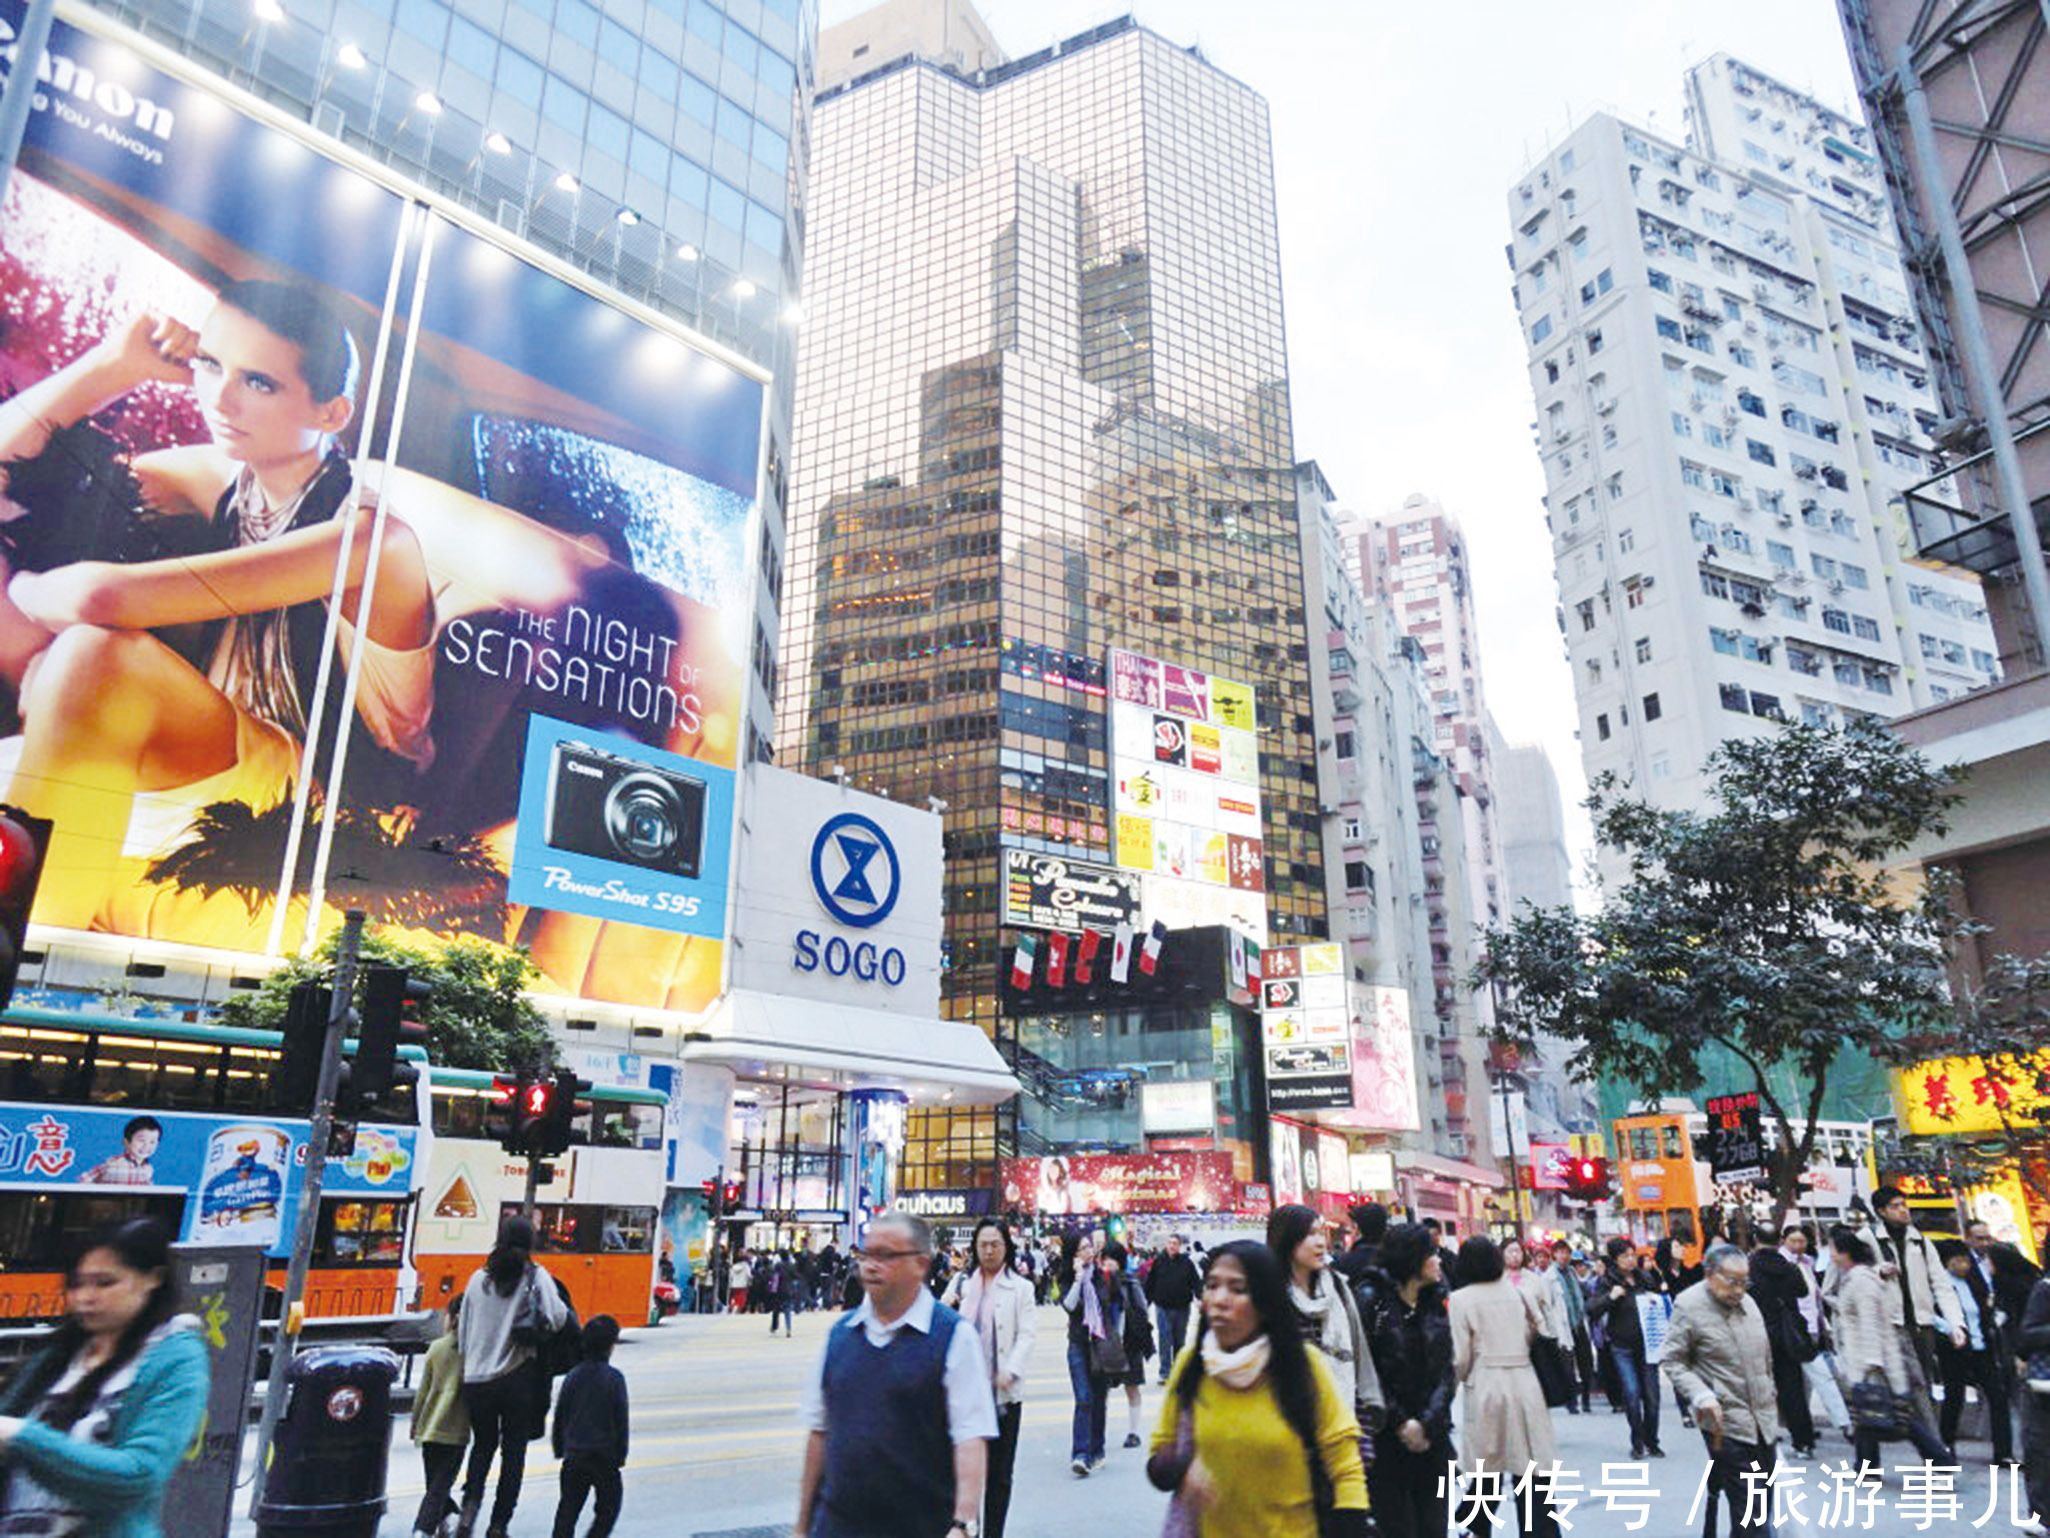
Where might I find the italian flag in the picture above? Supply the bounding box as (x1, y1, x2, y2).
(1046, 931, 1071, 987)
(1075, 929, 1103, 984)
(1010, 932, 1040, 990)
(1137, 919, 1168, 976)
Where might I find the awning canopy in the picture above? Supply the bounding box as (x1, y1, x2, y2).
(686, 989, 1019, 1106)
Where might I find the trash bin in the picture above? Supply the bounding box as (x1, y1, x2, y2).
(254, 1345, 401, 1538)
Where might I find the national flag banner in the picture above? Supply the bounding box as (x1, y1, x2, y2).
(1075, 929, 1103, 984)
(1110, 923, 1136, 984)
(1228, 932, 1248, 992)
(1010, 932, 1040, 990)
(1138, 919, 1168, 976)
(1046, 931, 1071, 987)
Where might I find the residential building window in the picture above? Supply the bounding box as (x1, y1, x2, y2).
(1750, 691, 1785, 720)
(1576, 599, 1596, 632)
(1635, 636, 1653, 662)
(1672, 411, 1693, 438)
(1596, 713, 1611, 741)
(1342, 817, 1362, 841)
(1811, 554, 1839, 580)
(1657, 316, 1683, 341)
(1821, 608, 1852, 634)
(1618, 529, 1635, 554)
(1680, 460, 1707, 489)
(1767, 541, 1795, 569)
(1719, 683, 1750, 712)
(1649, 268, 1674, 293)
(1863, 668, 1893, 695)
(1852, 615, 1882, 642)
(1334, 730, 1357, 758)
(1700, 570, 1731, 599)
(1344, 860, 1370, 891)
(1841, 563, 1869, 590)
(1747, 440, 1776, 465)
(1642, 692, 1661, 722)
(1531, 316, 1553, 343)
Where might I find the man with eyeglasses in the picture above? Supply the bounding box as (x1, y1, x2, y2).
(1663, 1243, 1781, 1535)
(796, 1211, 997, 1538)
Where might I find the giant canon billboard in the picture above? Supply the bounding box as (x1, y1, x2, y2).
(0, 7, 761, 1010)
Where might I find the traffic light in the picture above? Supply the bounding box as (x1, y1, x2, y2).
(272, 981, 332, 1114)
(485, 1075, 521, 1151)
(514, 1075, 554, 1154)
(355, 965, 432, 1103)
(1566, 1157, 1611, 1202)
(0, 807, 51, 1013)
(540, 1070, 592, 1158)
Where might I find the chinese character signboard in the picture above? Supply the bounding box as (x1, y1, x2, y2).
(1703, 1092, 1767, 1185)
(1895, 1052, 2050, 1136)
(1106, 649, 1265, 936)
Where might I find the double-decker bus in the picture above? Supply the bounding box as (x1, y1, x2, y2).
(1614, 1105, 1878, 1265)
(0, 1007, 426, 1320)
(415, 1068, 667, 1323)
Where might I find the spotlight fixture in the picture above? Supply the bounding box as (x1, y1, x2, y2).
(780, 302, 804, 325)
(674, 242, 700, 261)
(336, 42, 367, 68)
(615, 207, 641, 226)
(414, 90, 443, 115)
(732, 279, 757, 299)
(483, 130, 512, 154)
(554, 171, 581, 193)
(253, 0, 285, 21)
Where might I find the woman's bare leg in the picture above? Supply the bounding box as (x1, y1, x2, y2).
(6, 625, 238, 927)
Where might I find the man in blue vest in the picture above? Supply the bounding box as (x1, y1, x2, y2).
(795, 1211, 997, 1538)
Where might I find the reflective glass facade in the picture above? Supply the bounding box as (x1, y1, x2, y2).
(785, 20, 1322, 1190)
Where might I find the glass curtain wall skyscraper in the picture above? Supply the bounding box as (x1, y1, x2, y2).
(784, 15, 1321, 1190)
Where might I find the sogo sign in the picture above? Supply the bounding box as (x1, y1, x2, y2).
(729, 767, 943, 1012)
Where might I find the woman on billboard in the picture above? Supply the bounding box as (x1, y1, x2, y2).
(0, 280, 436, 928)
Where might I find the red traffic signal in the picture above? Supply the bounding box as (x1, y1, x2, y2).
(1566, 1157, 1611, 1202)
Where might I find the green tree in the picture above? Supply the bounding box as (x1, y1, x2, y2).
(220, 927, 559, 1074)
(1477, 718, 1963, 1223)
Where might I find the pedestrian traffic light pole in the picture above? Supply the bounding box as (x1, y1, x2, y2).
(248, 909, 365, 1517)
(522, 1152, 543, 1225)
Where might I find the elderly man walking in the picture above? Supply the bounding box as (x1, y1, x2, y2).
(796, 1211, 998, 1538)
(1664, 1243, 1782, 1537)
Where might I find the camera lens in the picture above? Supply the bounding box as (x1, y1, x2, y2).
(605, 773, 682, 863)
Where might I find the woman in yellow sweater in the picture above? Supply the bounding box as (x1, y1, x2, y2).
(1147, 1239, 1369, 1537)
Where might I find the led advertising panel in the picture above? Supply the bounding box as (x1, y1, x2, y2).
(1106, 648, 1264, 936)
(0, 8, 762, 1011)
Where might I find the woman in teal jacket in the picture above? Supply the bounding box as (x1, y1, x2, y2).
(0, 1217, 209, 1538)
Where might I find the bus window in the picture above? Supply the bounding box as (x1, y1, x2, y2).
(1669, 1209, 1699, 1248)
(0, 1191, 186, 1272)
(1628, 1127, 1659, 1161)
(591, 1103, 662, 1150)
(1661, 1126, 1685, 1159)
(90, 1035, 218, 1110)
(315, 1199, 408, 1267)
(0, 1026, 89, 1101)
(599, 1207, 655, 1252)
(432, 1091, 490, 1139)
(220, 1046, 278, 1112)
(511, 1204, 584, 1255)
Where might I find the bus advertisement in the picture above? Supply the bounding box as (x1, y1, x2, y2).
(0, 1010, 423, 1320)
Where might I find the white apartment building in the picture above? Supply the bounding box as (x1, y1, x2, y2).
(1508, 55, 1998, 826)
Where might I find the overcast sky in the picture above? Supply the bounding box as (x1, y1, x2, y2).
(815, 0, 1864, 878)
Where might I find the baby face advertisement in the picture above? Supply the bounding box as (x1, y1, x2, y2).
(0, 6, 764, 1010)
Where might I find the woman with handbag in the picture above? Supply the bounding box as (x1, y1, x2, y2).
(1269, 1205, 1386, 1450)
(1448, 1236, 1561, 1537)
(457, 1216, 569, 1538)
(1828, 1225, 1950, 1475)
(1061, 1231, 1115, 1475)
(1146, 1240, 1369, 1536)
(0, 1218, 208, 1538)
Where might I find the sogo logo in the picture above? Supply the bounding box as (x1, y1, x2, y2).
(794, 813, 907, 987)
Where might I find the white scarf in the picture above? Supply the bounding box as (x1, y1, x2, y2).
(1291, 1273, 1352, 1363)
(1200, 1332, 1271, 1390)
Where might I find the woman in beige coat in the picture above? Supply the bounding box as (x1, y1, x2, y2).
(1828, 1225, 1951, 1474)
(1447, 1236, 1561, 1538)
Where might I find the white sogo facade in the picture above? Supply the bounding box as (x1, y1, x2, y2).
(661, 767, 1015, 1246)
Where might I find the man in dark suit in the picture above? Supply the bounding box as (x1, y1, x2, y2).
(1939, 1237, 2015, 1463)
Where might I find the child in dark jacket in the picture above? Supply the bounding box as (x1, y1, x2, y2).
(551, 1316, 628, 1538)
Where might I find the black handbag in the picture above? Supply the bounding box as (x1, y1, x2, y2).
(1089, 1329, 1130, 1376)
(1529, 1335, 1575, 1408)
(1847, 1370, 1906, 1437)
